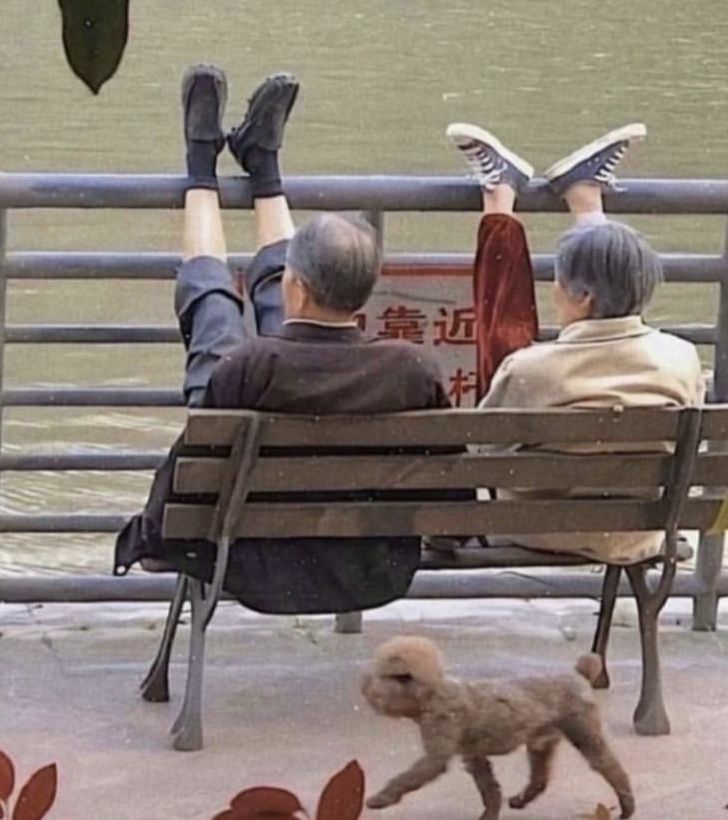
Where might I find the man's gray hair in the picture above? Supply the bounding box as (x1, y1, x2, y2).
(554, 221, 663, 318)
(286, 213, 381, 312)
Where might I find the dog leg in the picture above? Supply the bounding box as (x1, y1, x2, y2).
(366, 754, 449, 809)
(463, 756, 502, 820)
(508, 734, 560, 810)
(560, 712, 635, 819)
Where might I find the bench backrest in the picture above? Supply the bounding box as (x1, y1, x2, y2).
(161, 406, 728, 543)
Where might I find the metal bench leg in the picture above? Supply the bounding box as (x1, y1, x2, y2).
(140, 573, 188, 703)
(625, 564, 670, 736)
(171, 578, 207, 751)
(590, 565, 621, 690)
(335, 611, 363, 634)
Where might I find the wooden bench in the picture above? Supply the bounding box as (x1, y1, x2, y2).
(140, 405, 728, 750)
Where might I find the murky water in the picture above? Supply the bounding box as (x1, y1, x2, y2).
(1, 0, 727, 572)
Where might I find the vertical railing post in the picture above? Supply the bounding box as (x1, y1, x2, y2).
(334, 210, 385, 636)
(692, 219, 728, 631)
(360, 210, 385, 256)
(0, 210, 8, 490)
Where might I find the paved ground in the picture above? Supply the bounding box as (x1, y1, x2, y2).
(1, 594, 727, 820)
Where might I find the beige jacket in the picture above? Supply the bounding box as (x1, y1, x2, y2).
(478, 316, 705, 563)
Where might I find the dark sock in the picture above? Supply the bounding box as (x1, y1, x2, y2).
(245, 147, 282, 198)
(186, 139, 220, 190)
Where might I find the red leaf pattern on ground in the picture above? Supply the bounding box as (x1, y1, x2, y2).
(11, 764, 57, 820)
(315, 761, 364, 820)
(0, 751, 14, 803)
(211, 785, 307, 819)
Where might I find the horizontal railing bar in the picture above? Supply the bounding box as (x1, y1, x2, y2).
(0, 570, 724, 604)
(3, 174, 728, 213)
(0, 514, 127, 532)
(407, 571, 717, 600)
(2, 322, 716, 345)
(4, 250, 726, 283)
(0, 452, 165, 471)
(1, 388, 183, 406)
(5, 325, 180, 343)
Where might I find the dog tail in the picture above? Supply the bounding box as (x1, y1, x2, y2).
(574, 653, 603, 684)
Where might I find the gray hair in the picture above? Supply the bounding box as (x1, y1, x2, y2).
(554, 221, 663, 318)
(286, 213, 381, 312)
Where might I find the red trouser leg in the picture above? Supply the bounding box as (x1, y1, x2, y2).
(473, 213, 539, 399)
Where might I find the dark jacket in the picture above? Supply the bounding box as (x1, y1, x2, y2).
(115, 245, 453, 614)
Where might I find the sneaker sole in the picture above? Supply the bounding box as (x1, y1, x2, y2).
(446, 122, 534, 179)
(543, 123, 646, 181)
(181, 64, 227, 142)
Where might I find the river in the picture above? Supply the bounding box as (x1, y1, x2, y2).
(0, 0, 727, 572)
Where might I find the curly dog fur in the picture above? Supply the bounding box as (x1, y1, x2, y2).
(361, 636, 634, 819)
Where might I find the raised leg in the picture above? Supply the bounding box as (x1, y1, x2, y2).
(508, 734, 560, 810)
(171, 578, 208, 751)
(560, 711, 635, 818)
(625, 563, 672, 736)
(590, 565, 622, 689)
(463, 756, 502, 820)
(335, 612, 363, 634)
(140, 573, 188, 702)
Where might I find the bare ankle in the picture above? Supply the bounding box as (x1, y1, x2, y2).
(483, 183, 517, 216)
(564, 181, 604, 219)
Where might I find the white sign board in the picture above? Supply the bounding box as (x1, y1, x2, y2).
(357, 268, 478, 407)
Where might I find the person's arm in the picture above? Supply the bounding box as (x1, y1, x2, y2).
(477, 354, 524, 409)
(175, 256, 247, 406)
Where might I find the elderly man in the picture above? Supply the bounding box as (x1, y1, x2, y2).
(447, 122, 704, 563)
(114, 66, 450, 613)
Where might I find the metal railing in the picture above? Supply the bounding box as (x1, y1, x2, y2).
(0, 173, 726, 628)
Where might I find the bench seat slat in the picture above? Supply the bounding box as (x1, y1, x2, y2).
(173, 451, 728, 495)
(174, 453, 674, 494)
(183, 408, 684, 448)
(162, 497, 722, 540)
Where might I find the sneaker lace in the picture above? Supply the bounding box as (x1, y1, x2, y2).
(470, 165, 505, 189)
(594, 144, 627, 192)
(460, 143, 504, 189)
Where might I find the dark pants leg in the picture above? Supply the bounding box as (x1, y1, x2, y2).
(473, 214, 539, 400)
(175, 240, 289, 405)
(245, 238, 289, 335)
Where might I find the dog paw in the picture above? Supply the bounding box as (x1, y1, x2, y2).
(508, 793, 527, 809)
(366, 792, 397, 809)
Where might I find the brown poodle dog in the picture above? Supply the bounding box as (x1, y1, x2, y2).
(361, 636, 634, 820)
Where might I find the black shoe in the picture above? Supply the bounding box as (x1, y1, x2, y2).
(227, 73, 299, 171)
(181, 64, 227, 148)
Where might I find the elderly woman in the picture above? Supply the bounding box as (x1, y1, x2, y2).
(447, 123, 704, 563)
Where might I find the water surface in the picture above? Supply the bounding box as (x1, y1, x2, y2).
(1, 0, 727, 572)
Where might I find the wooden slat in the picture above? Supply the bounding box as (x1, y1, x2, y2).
(702, 405, 728, 439)
(421, 546, 591, 569)
(184, 407, 682, 448)
(162, 497, 722, 540)
(174, 452, 672, 495)
(693, 452, 728, 485)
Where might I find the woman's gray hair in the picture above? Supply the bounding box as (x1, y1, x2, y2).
(554, 221, 663, 318)
(286, 213, 381, 312)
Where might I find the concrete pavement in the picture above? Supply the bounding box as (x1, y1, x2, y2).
(1, 595, 727, 819)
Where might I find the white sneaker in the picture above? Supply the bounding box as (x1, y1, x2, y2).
(446, 123, 534, 192)
(543, 123, 647, 197)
